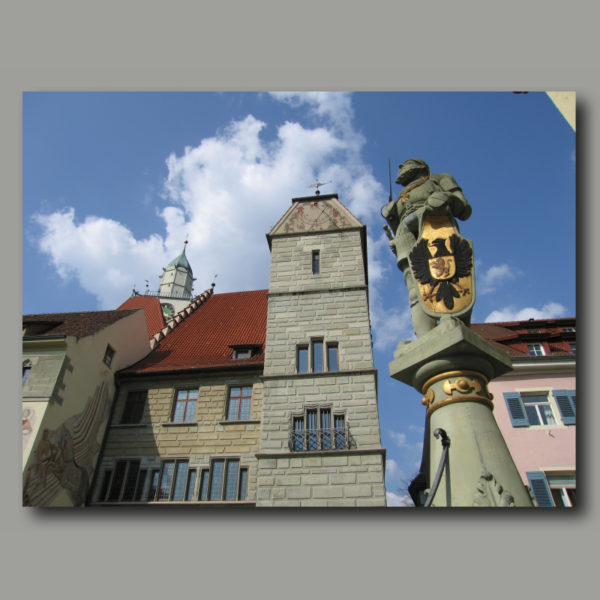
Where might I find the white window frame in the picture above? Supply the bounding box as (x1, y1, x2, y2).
(521, 393, 557, 426)
(527, 343, 545, 356)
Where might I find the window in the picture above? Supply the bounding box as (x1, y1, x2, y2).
(312, 250, 320, 274)
(173, 389, 198, 422)
(522, 395, 556, 426)
(120, 391, 147, 424)
(155, 460, 194, 501)
(527, 472, 576, 507)
(527, 343, 545, 356)
(290, 408, 348, 451)
(503, 390, 576, 427)
(563, 327, 575, 332)
(101, 461, 148, 503)
(103, 345, 116, 368)
(569, 342, 576, 355)
(547, 473, 576, 507)
(227, 386, 252, 420)
(312, 340, 324, 373)
(327, 344, 339, 372)
(527, 328, 541, 334)
(233, 348, 252, 359)
(297, 340, 339, 374)
(298, 346, 308, 373)
(22, 360, 32, 386)
(198, 459, 248, 502)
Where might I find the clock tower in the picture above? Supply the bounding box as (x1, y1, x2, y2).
(154, 241, 196, 320)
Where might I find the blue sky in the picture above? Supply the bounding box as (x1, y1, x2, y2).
(23, 91, 576, 506)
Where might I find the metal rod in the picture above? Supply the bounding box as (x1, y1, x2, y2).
(424, 428, 450, 507)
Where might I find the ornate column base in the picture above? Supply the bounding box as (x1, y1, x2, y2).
(389, 317, 533, 507)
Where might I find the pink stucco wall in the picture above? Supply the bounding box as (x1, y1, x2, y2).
(490, 373, 576, 484)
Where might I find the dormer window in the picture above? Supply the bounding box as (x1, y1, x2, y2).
(528, 328, 541, 334)
(230, 344, 261, 360)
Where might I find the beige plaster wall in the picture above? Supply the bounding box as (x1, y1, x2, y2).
(22, 310, 151, 506)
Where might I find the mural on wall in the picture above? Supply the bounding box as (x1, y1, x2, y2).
(22, 406, 37, 450)
(283, 201, 351, 233)
(23, 381, 111, 507)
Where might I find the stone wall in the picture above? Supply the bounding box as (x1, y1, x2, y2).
(256, 451, 386, 507)
(264, 289, 373, 375)
(258, 217, 386, 506)
(96, 371, 263, 503)
(269, 230, 366, 293)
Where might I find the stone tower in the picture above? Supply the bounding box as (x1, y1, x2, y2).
(256, 193, 387, 506)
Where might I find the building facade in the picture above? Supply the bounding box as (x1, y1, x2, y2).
(476, 318, 576, 507)
(22, 310, 151, 506)
(409, 317, 576, 507)
(85, 193, 386, 507)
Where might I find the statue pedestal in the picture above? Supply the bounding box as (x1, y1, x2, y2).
(389, 317, 533, 507)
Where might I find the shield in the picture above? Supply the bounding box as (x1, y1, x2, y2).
(409, 215, 476, 319)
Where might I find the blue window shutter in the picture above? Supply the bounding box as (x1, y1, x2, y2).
(503, 392, 529, 427)
(553, 390, 576, 425)
(527, 472, 555, 507)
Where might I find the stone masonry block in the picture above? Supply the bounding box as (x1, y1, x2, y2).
(313, 487, 344, 499)
(303, 457, 322, 467)
(327, 500, 357, 507)
(323, 456, 348, 467)
(259, 459, 277, 469)
(357, 498, 387, 507)
(345, 485, 373, 498)
(301, 475, 328, 485)
(331, 474, 356, 485)
(272, 488, 286, 500)
(286, 487, 312, 500)
(275, 476, 301, 486)
(360, 455, 382, 466)
(357, 473, 384, 484)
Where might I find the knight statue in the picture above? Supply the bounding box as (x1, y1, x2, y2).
(382, 158, 475, 339)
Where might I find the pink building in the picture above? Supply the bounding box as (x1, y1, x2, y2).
(475, 317, 576, 507)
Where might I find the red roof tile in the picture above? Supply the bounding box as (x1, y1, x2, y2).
(118, 295, 165, 339)
(121, 290, 268, 374)
(23, 310, 139, 338)
(470, 323, 518, 341)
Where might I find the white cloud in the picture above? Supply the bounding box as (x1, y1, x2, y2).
(385, 458, 404, 481)
(33, 93, 388, 310)
(386, 491, 413, 507)
(408, 424, 424, 435)
(484, 302, 568, 323)
(478, 263, 516, 294)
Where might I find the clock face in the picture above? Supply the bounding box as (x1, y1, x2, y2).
(161, 303, 175, 320)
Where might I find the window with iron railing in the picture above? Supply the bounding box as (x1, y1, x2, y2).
(290, 410, 352, 452)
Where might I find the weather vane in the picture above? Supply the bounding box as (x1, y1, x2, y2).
(308, 179, 332, 196)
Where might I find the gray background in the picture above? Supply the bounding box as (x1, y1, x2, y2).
(3, 1, 593, 599)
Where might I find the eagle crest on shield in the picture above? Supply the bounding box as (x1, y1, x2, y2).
(409, 233, 473, 312)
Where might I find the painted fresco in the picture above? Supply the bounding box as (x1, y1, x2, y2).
(22, 406, 37, 450)
(282, 201, 352, 233)
(23, 381, 111, 507)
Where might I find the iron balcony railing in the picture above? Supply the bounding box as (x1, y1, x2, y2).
(144, 290, 193, 299)
(289, 427, 355, 452)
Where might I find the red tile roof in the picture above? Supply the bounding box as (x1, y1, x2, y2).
(469, 323, 518, 341)
(23, 310, 139, 338)
(117, 295, 165, 339)
(121, 290, 268, 374)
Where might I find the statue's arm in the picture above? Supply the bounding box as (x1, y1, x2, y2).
(432, 173, 472, 221)
(381, 200, 400, 233)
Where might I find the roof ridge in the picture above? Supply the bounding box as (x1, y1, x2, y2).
(149, 286, 215, 350)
